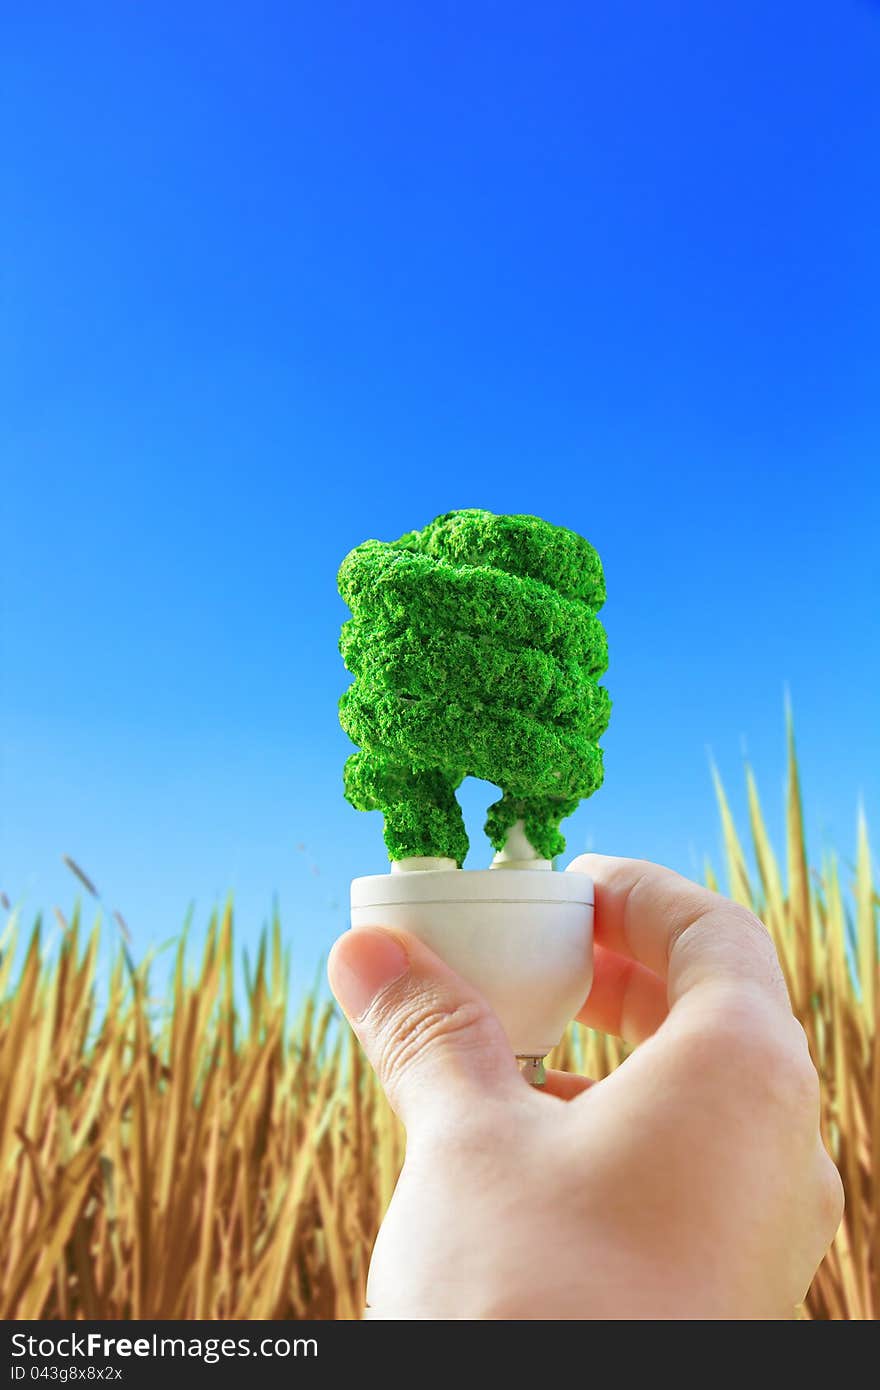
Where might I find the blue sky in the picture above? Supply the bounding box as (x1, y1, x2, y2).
(2, 2, 879, 984)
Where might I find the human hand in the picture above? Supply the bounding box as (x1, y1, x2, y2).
(328, 856, 843, 1319)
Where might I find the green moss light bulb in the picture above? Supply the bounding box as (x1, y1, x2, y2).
(338, 509, 611, 1082)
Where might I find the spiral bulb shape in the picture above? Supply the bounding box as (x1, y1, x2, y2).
(338, 509, 611, 864)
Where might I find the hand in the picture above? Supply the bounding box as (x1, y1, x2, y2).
(328, 856, 843, 1319)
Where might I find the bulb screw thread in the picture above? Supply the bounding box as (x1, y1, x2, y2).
(517, 1055, 547, 1087)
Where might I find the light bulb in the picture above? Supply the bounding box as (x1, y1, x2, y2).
(339, 509, 608, 1084)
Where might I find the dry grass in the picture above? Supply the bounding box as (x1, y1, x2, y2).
(0, 726, 876, 1319)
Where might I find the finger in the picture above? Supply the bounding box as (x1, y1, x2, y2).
(328, 925, 520, 1129)
(575, 943, 667, 1043)
(538, 1069, 595, 1100)
(568, 854, 790, 1015)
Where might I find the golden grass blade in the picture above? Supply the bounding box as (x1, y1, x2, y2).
(195, 1109, 221, 1318)
(746, 766, 797, 990)
(704, 859, 719, 894)
(786, 709, 816, 1009)
(856, 809, 876, 1036)
(711, 765, 753, 906)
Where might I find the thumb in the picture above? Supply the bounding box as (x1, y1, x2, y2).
(328, 925, 520, 1129)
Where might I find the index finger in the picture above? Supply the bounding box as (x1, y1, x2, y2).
(567, 854, 790, 1014)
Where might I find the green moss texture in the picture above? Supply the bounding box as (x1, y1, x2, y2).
(337, 509, 611, 864)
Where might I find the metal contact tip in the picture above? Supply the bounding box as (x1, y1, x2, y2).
(517, 1055, 547, 1087)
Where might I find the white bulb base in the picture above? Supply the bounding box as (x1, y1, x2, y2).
(349, 867, 594, 1059)
(490, 819, 552, 872)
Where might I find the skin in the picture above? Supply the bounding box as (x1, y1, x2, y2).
(328, 855, 844, 1320)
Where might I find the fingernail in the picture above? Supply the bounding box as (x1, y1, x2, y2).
(329, 927, 410, 1020)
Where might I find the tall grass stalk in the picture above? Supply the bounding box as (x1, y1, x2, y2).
(0, 734, 876, 1319)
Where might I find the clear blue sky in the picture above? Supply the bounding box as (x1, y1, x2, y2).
(2, 2, 879, 982)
